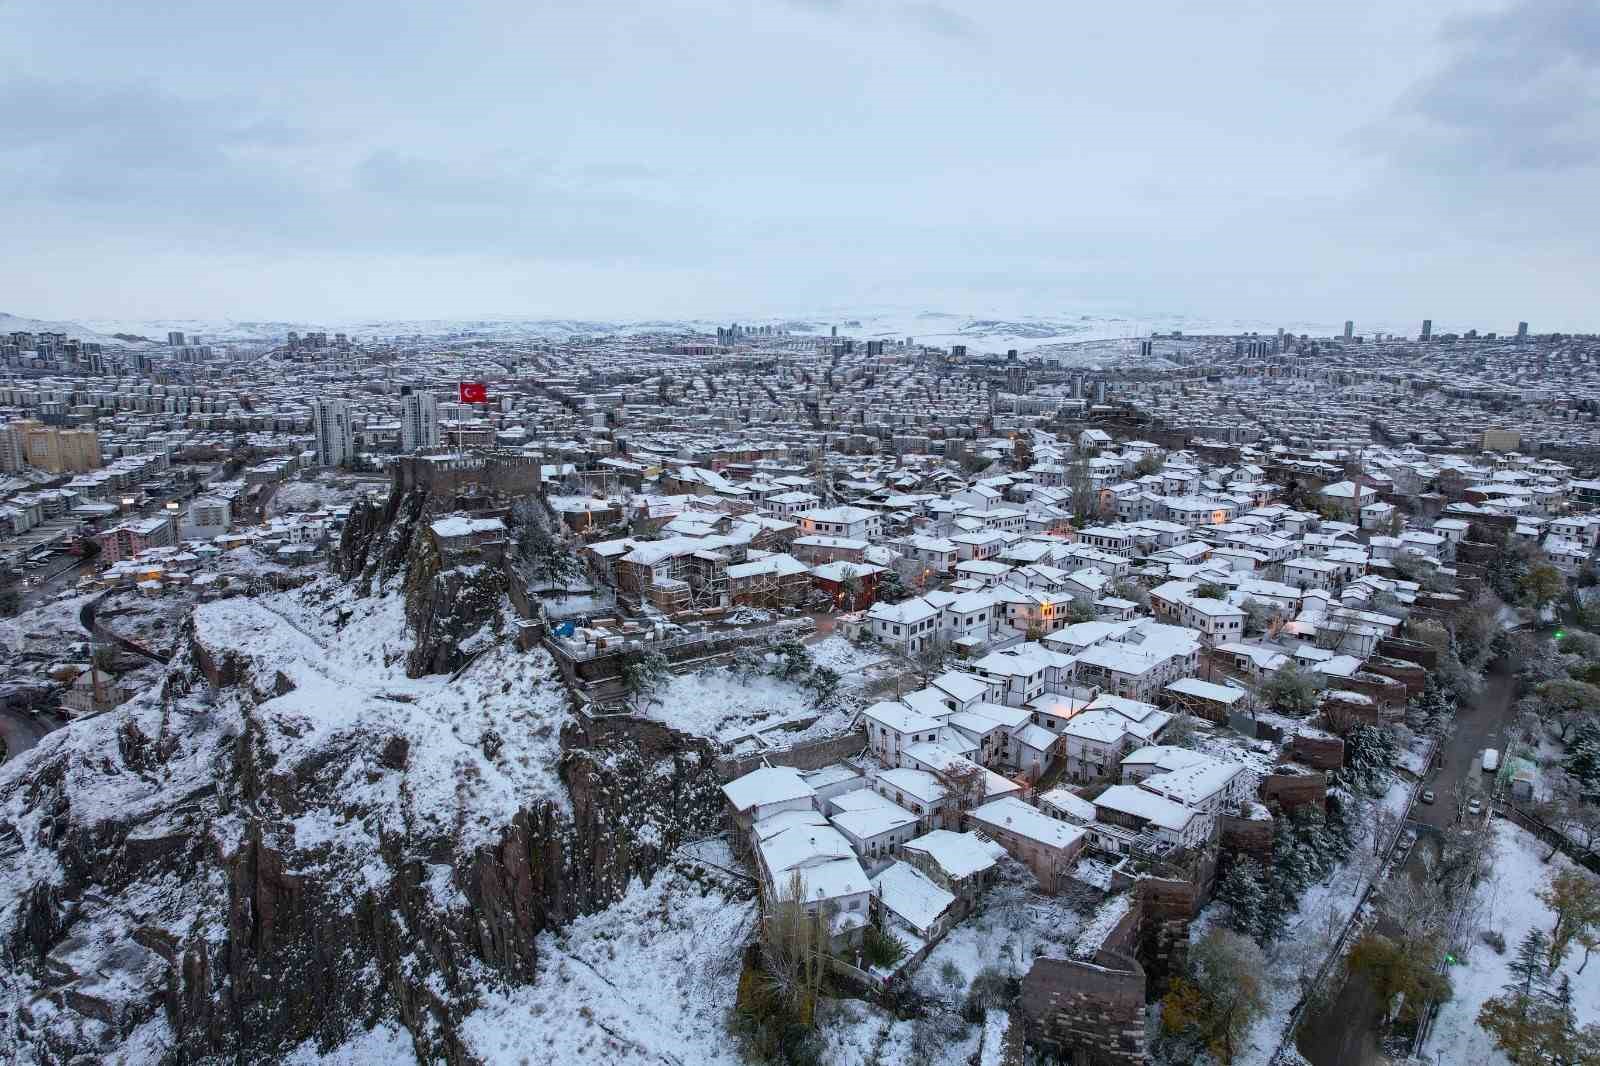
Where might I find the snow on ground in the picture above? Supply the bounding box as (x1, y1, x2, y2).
(457, 858, 981, 1066)
(1422, 819, 1600, 1066)
(640, 636, 886, 745)
(267, 477, 370, 517)
(809, 635, 897, 682)
(815, 1000, 981, 1066)
(193, 579, 572, 873)
(459, 868, 756, 1066)
(914, 861, 1089, 1010)
(1397, 743, 1431, 777)
(283, 1022, 418, 1065)
(0, 590, 96, 653)
(641, 666, 852, 744)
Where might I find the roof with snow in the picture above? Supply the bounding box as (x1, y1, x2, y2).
(429, 516, 506, 539)
(721, 765, 814, 814)
(1093, 784, 1197, 832)
(871, 862, 956, 935)
(968, 797, 1087, 851)
(900, 829, 1007, 879)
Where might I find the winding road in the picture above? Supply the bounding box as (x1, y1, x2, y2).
(0, 706, 54, 763)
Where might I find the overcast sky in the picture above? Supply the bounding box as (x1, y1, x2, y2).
(2, 0, 1596, 330)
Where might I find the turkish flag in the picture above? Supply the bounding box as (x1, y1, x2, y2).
(458, 381, 488, 404)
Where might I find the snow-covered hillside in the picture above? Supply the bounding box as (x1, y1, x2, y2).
(39, 305, 1416, 355)
(0, 311, 139, 347)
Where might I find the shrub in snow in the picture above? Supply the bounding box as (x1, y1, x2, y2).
(962, 967, 1014, 1024)
(862, 925, 908, 970)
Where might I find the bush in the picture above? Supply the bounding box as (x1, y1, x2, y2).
(1257, 665, 1322, 716)
(801, 665, 841, 705)
(619, 650, 670, 699)
(1481, 929, 1507, 954)
(962, 966, 1014, 1023)
(861, 925, 908, 970)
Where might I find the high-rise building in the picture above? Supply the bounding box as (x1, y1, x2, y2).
(0, 421, 27, 472)
(1517, 321, 1529, 342)
(10, 421, 100, 473)
(167, 331, 185, 346)
(400, 388, 440, 452)
(1343, 321, 1354, 339)
(311, 398, 355, 467)
(1421, 319, 1433, 341)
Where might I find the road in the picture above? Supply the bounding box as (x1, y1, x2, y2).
(17, 556, 95, 613)
(1296, 658, 1516, 1066)
(1411, 659, 1515, 831)
(0, 706, 58, 763)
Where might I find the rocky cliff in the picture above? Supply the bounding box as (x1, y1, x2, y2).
(0, 493, 726, 1064)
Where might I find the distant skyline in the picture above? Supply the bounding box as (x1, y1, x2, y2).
(3, 0, 1596, 329)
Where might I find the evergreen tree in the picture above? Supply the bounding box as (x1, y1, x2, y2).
(1320, 793, 1356, 865)
(1291, 806, 1338, 878)
(773, 639, 812, 681)
(1273, 817, 1314, 897)
(1341, 725, 1398, 797)
(1479, 930, 1571, 1066)
(1508, 929, 1554, 1002)
(877, 568, 908, 602)
(1215, 860, 1266, 941)
(1256, 879, 1291, 944)
(1563, 719, 1600, 793)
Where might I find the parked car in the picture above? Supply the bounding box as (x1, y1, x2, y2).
(1482, 748, 1500, 773)
(1467, 797, 1484, 816)
(1421, 789, 1436, 804)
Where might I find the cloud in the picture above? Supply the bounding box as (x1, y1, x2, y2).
(0, 0, 1593, 328)
(1361, 0, 1600, 173)
(776, 0, 982, 41)
(898, 2, 981, 40)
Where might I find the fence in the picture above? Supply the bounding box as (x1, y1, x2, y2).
(1498, 802, 1600, 875)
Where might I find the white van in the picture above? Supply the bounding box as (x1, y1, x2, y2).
(1482, 748, 1500, 773)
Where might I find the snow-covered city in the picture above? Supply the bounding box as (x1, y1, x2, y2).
(2, 2, 1597, 1064)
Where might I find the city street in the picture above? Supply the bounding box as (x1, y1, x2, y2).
(1411, 660, 1515, 831)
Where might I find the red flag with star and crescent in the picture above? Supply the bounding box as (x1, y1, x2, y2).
(458, 381, 488, 404)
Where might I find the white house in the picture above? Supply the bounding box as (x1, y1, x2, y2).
(863, 700, 946, 768)
(1091, 784, 1209, 853)
(755, 820, 872, 942)
(865, 596, 943, 652)
(1060, 694, 1171, 784)
(796, 505, 882, 540)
